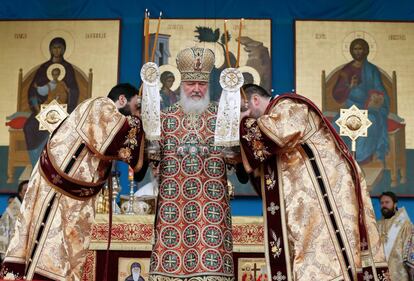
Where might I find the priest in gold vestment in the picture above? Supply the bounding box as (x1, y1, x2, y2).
(238, 84, 389, 281)
(0, 83, 145, 281)
(148, 47, 234, 281)
(378, 192, 413, 281)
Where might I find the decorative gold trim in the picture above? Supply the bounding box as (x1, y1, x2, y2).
(26, 193, 61, 280)
(275, 157, 293, 280)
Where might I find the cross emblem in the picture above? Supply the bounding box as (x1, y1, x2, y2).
(164, 182, 176, 196)
(224, 258, 232, 271)
(209, 161, 221, 173)
(186, 229, 197, 241)
(267, 202, 280, 215)
(166, 118, 176, 129)
(185, 205, 198, 219)
(205, 253, 218, 266)
(186, 253, 196, 264)
(165, 138, 175, 150)
(165, 255, 177, 267)
(165, 230, 177, 244)
(52, 174, 63, 184)
(206, 229, 219, 241)
(208, 184, 220, 195)
(185, 158, 200, 171)
(186, 183, 198, 194)
(207, 206, 221, 220)
(224, 236, 232, 247)
(272, 271, 286, 281)
(164, 160, 177, 173)
(164, 206, 177, 219)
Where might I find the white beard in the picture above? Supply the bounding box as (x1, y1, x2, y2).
(132, 272, 140, 281)
(180, 88, 210, 114)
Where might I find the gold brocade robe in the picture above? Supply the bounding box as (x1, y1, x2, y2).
(240, 95, 389, 281)
(0, 198, 21, 258)
(378, 208, 413, 281)
(0, 97, 144, 281)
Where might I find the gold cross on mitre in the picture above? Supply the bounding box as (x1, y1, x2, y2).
(335, 105, 372, 155)
(35, 99, 68, 133)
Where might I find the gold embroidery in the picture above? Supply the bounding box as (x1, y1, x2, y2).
(242, 118, 270, 161)
(118, 116, 141, 163)
(270, 230, 282, 258)
(118, 147, 132, 162)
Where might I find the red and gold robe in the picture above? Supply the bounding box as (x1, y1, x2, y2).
(1, 97, 145, 281)
(240, 94, 389, 281)
(149, 103, 234, 281)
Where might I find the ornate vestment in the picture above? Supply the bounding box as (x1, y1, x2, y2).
(0, 198, 21, 258)
(239, 94, 389, 281)
(1, 97, 145, 281)
(149, 103, 234, 281)
(403, 228, 414, 280)
(378, 208, 413, 281)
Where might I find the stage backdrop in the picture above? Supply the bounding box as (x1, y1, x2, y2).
(0, 19, 120, 192)
(295, 20, 413, 197)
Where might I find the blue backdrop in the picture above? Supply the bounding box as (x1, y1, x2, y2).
(0, 0, 413, 219)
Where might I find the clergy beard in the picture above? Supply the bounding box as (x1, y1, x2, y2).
(180, 88, 210, 114)
(381, 207, 396, 219)
(132, 272, 140, 281)
(119, 103, 132, 116)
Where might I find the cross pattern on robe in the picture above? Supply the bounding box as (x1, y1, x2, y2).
(165, 255, 177, 267)
(205, 253, 219, 266)
(267, 202, 280, 215)
(224, 236, 232, 248)
(186, 229, 197, 241)
(164, 206, 177, 219)
(164, 183, 176, 196)
(164, 160, 177, 173)
(207, 206, 221, 220)
(165, 231, 177, 244)
(186, 255, 197, 266)
(208, 185, 220, 196)
(206, 229, 219, 241)
(185, 158, 200, 171)
(363, 271, 373, 281)
(273, 271, 286, 281)
(224, 258, 232, 272)
(208, 161, 221, 173)
(166, 118, 176, 129)
(186, 205, 198, 217)
(186, 183, 198, 194)
(165, 139, 176, 150)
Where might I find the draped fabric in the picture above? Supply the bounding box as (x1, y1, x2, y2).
(0, 97, 145, 281)
(239, 95, 389, 281)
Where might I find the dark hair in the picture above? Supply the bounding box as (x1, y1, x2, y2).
(130, 262, 141, 271)
(18, 180, 29, 195)
(380, 191, 398, 203)
(49, 37, 66, 51)
(242, 84, 272, 100)
(107, 83, 138, 102)
(160, 71, 174, 83)
(349, 38, 369, 55)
